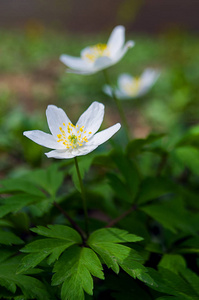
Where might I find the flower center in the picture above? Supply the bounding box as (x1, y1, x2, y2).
(82, 43, 110, 62)
(57, 122, 92, 149)
(123, 77, 141, 96)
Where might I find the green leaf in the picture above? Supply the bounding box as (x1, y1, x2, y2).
(107, 173, 132, 203)
(148, 267, 199, 299)
(26, 163, 64, 196)
(179, 236, 199, 253)
(52, 245, 104, 300)
(140, 197, 196, 234)
(158, 254, 186, 274)
(0, 178, 44, 197)
(87, 228, 155, 286)
(0, 248, 16, 264)
(179, 268, 199, 295)
(156, 297, 185, 300)
(17, 225, 82, 274)
(126, 133, 165, 157)
(0, 256, 51, 300)
(0, 229, 23, 245)
(172, 146, 199, 176)
(110, 151, 140, 202)
(0, 194, 44, 218)
(137, 177, 174, 205)
(88, 228, 143, 244)
(0, 219, 13, 227)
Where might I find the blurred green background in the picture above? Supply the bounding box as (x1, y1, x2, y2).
(1, 0, 199, 175)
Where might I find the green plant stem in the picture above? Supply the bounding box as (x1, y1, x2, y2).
(103, 69, 131, 141)
(74, 157, 89, 236)
(53, 201, 86, 241)
(105, 204, 137, 228)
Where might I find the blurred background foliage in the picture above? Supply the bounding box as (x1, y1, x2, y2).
(1, 0, 199, 174)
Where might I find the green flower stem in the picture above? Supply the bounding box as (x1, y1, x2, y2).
(103, 69, 131, 141)
(74, 157, 89, 236)
(105, 204, 137, 228)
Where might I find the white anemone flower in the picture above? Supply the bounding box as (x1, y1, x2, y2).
(23, 102, 121, 159)
(103, 68, 160, 99)
(60, 25, 134, 75)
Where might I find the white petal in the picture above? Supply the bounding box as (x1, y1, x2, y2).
(93, 56, 112, 72)
(103, 84, 114, 97)
(90, 123, 121, 146)
(118, 73, 133, 91)
(115, 88, 131, 99)
(107, 25, 125, 57)
(46, 105, 72, 138)
(23, 130, 65, 149)
(140, 68, 160, 87)
(45, 149, 76, 159)
(45, 146, 96, 159)
(60, 54, 91, 71)
(113, 40, 135, 63)
(135, 69, 160, 96)
(76, 101, 104, 135)
(103, 85, 128, 100)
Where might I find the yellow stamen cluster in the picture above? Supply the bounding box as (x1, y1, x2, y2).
(57, 122, 92, 149)
(123, 77, 141, 96)
(83, 43, 110, 62)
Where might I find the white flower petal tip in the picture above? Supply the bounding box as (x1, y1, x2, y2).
(60, 25, 134, 75)
(107, 68, 160, 100)
(23, 102, 121, 159)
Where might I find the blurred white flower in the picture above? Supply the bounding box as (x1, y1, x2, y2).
(23, 102, 121, 159)
(60, 25, 134, 75)
(103, 68, 160, 99)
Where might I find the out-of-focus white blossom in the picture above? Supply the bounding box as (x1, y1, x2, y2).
(103, 69, 160, 99)
(60, 26, 134, 75)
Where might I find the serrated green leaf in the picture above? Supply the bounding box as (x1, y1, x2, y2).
(158, 254, 186, 274)
(87, 228, 154, 285)
(180, 268, 199, 295)
(0, 277, 16, 294)
(0, 194, 44, 218)
(52, 245, 104, 300)
(88, 228, 143, 244)
(148, 267, 199, 299)
(26, 164, 64, 196)
(17, 225, 82, 274)
(0, 256, 51, 300)
(0, 229, 23, 245)
(31, 224, 82, 241)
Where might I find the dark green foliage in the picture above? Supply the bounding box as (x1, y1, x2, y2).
(1, 128, 199, 299)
